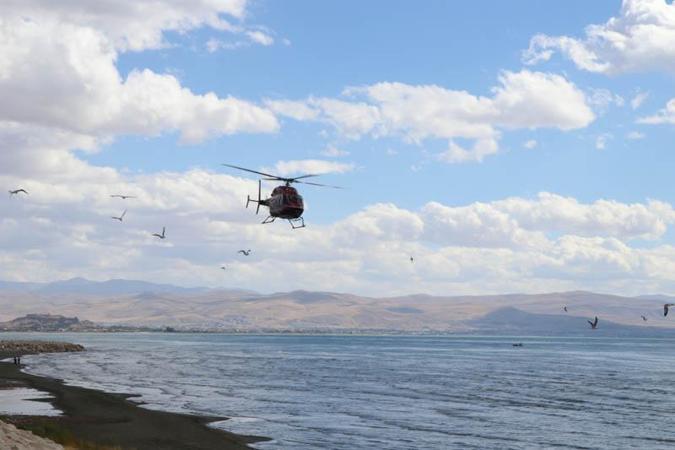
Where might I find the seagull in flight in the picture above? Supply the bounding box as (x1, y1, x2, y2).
(9, 189, 28, 196)
(664, 304, 675, 317)
(238, 249, 251, 256)
(111, 210, 127, 222)
(588, 316, 599, 330)
(563, 306, 568, 313)
(110, 194, 136, 200)
(152, 227, 166, 240)
(641, 315, 648, 322)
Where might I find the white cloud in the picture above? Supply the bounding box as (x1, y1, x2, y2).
(271, 70, 594, 163)
(638, 98, 675, 125)
(205, 38, 247, 52)
(524, 139, 538, 149)
(3, 0, 251, 52)
(246, 30, 274, 46)
(588, 88, 625, 112)
(523, 0, 675, 75)
(493, 192, 674, 241)
(320, 146, 350, 157)
(4, 1, 675, 296)
(268, 160, 355, 176)
(595, 133, 613, 150)
(265, 99, 320, 121)
(631, 91, 650, 109)
(490, 71, 595, 130)
(627, 130, 645, 139)
(206, 30, 275, 52)
(0, 1, 279, 145)
(3, 179, 674, 296)
(437, 138, 499, 164)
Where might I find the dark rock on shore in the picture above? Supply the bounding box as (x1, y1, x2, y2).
(0, 340, 85, 357)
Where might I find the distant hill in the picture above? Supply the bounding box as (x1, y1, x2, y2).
(0, 314, 94, 332)
(0, 314, 156, 332)
(469, 307, 675, 337)
(0, 280, 673, 335)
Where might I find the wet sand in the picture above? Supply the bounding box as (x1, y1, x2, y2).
(0, 346, 267, 450)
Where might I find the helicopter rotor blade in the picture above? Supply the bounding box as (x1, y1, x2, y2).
(221, 164, 282, 180)
(295, 180, 344, 189)
(223, 163, 344, 188)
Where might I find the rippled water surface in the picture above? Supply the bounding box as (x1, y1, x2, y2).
(4, 333, 675, 449)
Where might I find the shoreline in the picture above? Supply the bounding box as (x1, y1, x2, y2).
(0, 343, 268, 450)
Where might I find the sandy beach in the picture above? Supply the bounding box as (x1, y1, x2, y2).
(0, 420, 64, 450)
(0, 340, 266, 450)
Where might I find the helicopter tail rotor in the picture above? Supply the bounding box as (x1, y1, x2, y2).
(256, 179, 261, 214)
(246, 179, 262, 214)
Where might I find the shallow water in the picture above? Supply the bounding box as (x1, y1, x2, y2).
(0, 387, 61, 416)
(4, 332, 675, 449)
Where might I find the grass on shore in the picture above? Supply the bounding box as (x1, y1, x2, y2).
(18, 420, 127, 450)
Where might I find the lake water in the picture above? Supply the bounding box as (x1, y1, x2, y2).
(4, 333, 675, 449)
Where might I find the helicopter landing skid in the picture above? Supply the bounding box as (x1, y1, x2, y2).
(261, 215, 305, 229)
(289, 217, 305, 229)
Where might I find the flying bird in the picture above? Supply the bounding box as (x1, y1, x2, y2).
(221, 266, 227, 270)
(110, 194, 136, 200)
(152, 227, 166, 240)
(664, 304, 675, 317)
(588, 316, 599, 330)
(9, 189, 28, 196)
(641, 315, 648, 322)
(111, 210, 127, 222)
(410, 256, 414, 263)
(563, 306, 568, 313)
(238, 249, 251, 256)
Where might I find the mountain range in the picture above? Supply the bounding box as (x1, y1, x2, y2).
(0, 278, 673, 335)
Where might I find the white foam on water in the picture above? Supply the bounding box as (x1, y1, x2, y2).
(0, 387, 61, 416)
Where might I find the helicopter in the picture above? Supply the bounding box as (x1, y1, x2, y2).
(222, 164, 342, 229)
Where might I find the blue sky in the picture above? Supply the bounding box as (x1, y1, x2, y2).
(84, 0, 675, 222)
(3, 0, 675, 295)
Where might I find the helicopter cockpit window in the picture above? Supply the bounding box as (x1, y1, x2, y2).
(285, 194, 300, 204)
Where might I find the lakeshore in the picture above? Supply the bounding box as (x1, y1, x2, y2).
(0, 340, 266, 450)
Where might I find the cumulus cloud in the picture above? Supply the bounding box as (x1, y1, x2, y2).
(437, 139, 499, 163)
(2, 0, 258, 52)
(638, 98, 675, 125)
(271, 70, 594, 163)
(595, 133, 613, 150)
(523, 0, 675, 75)
(631, 91, 650, 109)
(524, 139, 538, 149)
(246, 30, 274, 46)
(627, 131, 645, 139)
(491, 71, 595, 129)
(0, 1, 279, 147)
(3, 180, 675, 295)
(588, 88, 625, 112)
(3, 1, 675, 296)
(320, 146, 350, 157)
(268, 160, 355, 176)
(493, 192, 675, 240)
